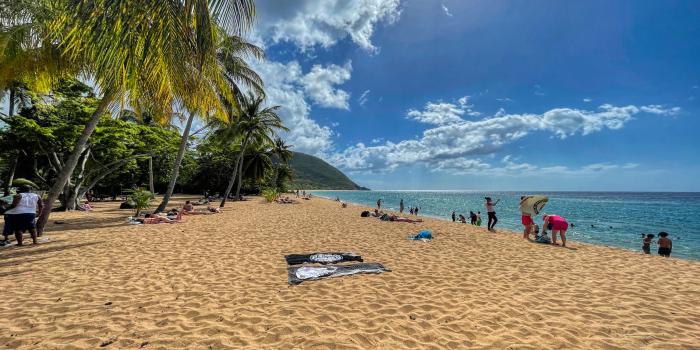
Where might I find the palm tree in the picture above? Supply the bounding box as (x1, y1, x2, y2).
(154, 32, 264, 213)
(269, 137, 292, 190)
(0, 0, 257, 233)
(216, 92, 287, 207)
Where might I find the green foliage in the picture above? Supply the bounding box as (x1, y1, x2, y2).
(261, 188, 278, 203)
(289, 152, 368, 190)
(126, 188, 154, 216)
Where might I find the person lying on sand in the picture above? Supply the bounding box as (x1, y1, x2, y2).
(137, 213, 181, 224)
(275, 196, 297, 204)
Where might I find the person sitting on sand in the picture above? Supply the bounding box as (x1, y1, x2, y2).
(341, 202, 348, 208)
(542, 214, 569, 247)
(642, 233, 654, 254)
(80, 200, 93, 211)
(657, 232, 672, 257)
(459, 214, 466, 223)
(183, 200, 195, 212)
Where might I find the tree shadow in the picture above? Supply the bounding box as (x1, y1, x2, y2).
(0, 269, 31, 277)
(44, 216, 129, 233)
(0, 241, 103, 260)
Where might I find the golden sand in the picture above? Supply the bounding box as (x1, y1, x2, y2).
(1, 196, 699, 349)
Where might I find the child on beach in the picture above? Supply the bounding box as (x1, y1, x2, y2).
(451, 211, 456, 222)
(642, 233, 654, 254)
(476, 212, 482, 226)
(459, 214, 466, 223)
(657, 232, 672, 257)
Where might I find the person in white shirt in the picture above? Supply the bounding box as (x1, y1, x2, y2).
(4, 185, 43, 245)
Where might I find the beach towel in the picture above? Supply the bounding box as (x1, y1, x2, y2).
(285, 252, 363, 265)
(287, 263, 390, 285)
(409, 230, 433, 240)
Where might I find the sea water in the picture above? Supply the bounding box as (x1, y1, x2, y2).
(309, 191, 700, 261)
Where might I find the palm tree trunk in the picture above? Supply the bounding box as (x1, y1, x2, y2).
(36, 91, 114, 235)
(219, 137, 249, 208)
(148, 156, 155, 194)
(234, 156, 245, 199)
(3, 153, 18, 196)
(8, 88, 15, 117)
(155, 112, 195, 213)
(66, 148, 91, 211)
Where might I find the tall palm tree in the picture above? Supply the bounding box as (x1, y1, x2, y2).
(269, 137, 292, 190)
(215, 92, 287, 207)
(0, 0, 257, 232)
(155, 32, 264, 213)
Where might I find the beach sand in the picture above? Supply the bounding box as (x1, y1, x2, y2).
(1, 196, 699, 349)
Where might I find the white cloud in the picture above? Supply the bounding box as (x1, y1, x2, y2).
(330, 102, 681, 172)
(255, 0, 402, 52)
(300, 61, 352, 109)
(358, 89, 371, 106)
(251, 60, 335, 153)
(583, 98, 592, 102)
(533, 84, 545, 96)
(406, 96, 480, 125)
(441, 4, 453, 17)
(640, 104, 681, 116)
(434, 157, 642, 177)
(496, 97, 514, 102)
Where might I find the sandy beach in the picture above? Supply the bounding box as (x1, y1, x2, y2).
(1, 196, 699, 349)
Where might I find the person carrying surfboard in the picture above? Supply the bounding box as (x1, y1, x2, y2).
(485, 197, 500, 231)
(520, 196, 534, 239)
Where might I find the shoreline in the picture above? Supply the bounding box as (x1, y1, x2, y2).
(311, 193, 692, 262)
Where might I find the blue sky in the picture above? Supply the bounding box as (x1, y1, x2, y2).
(253, 0, 699, 191)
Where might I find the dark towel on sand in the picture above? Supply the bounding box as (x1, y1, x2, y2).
(287, 263, 390, 285)
(285, 252, 363, 265)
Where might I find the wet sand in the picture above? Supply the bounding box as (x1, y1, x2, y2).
(1, 196, 699, 349)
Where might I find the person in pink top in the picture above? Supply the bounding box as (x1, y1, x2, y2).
(542, 214, 569, 247)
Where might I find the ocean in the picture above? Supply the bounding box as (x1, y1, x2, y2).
(309, 191, 700, 261)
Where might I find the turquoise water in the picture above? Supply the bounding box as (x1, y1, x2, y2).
(310, 191, 700, 261)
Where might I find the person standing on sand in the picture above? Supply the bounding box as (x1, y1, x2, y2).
(469, 211, 476, 225)
(485, 197, 500, 231)
(542, 214, 569, 247)
(400, 199, 404, 213)
(519, 196, 534, 239)
(4, 185, 43, 246)
(476, 211, 482, 226)
(377, 199, 382, 210)
(657, 232, 672, 257)
(415, 207, 420, 216)
(451, 211, 456, 222)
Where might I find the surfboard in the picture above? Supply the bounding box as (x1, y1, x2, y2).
(520, 195, 548, 216)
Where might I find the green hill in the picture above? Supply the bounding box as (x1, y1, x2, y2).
(288, 152, 369, 190)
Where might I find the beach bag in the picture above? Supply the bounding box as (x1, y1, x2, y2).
(361, 211, 370, 217)
(410, 230, 433, 240)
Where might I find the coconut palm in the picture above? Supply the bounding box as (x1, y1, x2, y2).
(0, 0, 257, 233)
(215, 92, 287, 207)
(154, 32, 264, 213)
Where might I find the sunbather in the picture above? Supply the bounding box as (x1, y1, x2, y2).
(136, 212, 181, 224)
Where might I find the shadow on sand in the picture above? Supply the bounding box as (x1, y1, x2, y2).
(0, 241, 103, 261)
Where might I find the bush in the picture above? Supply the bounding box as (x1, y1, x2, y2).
(261, 188, 278, 203)
(125, 188, 154, 216)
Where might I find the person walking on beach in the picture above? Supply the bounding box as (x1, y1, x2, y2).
(3, 185, 43, 246)
(485, 197, 500, 231)
(519, 196, 534, 239)
(377, 199, 382, 210)
(642, 233, 654, 254)
(542, 214, 569, 247)
(451, 211, 456, 222)
(400, 199, 404, 213)
(657, 232, 672, 257)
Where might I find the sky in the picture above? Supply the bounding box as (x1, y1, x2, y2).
(246, 0, 700, 191)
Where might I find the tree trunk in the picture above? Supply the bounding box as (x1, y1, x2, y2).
(234, 156, 245, 200)
(8, 88, 15, 117)
(219, 137, 249, 208)
(155, 112, 195, 213)
(148, 156, 155, 194)
(67, 148, 91, 211)
(3, 153, 18, 196)
(36, 91, 114, 235)
(77, 155, 147, 200)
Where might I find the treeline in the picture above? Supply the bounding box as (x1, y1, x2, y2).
(0, 0, 291, 232)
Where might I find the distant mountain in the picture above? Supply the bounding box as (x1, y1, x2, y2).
(288, 152, 369, 190)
